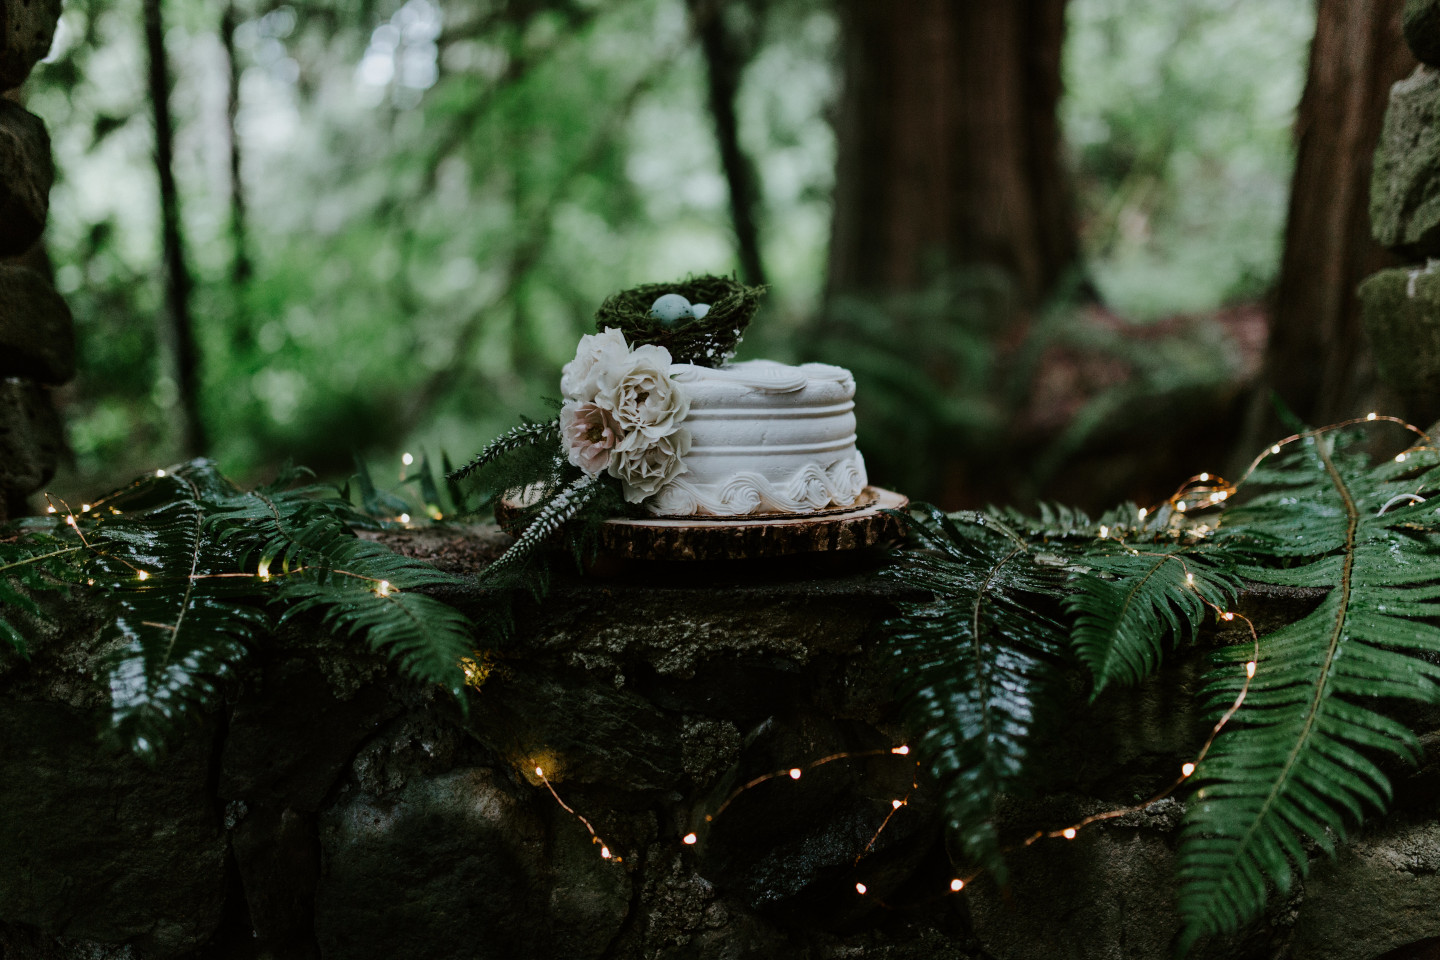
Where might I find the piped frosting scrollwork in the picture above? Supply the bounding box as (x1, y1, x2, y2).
(647, 451, 868, 517)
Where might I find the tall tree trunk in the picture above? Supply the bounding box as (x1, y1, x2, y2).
(220, 1, 252, 287)
(826, 0, 1077, 306)
(143, 0, 206, 457)
(1244, 0, 1414, 447)
(689, 0, 767, 287)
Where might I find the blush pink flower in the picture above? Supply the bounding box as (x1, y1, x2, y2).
(560, 401, 621, 477)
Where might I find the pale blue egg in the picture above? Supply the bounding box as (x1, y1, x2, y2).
(691, 303, 711, 319)
(649, 293, 693, 325)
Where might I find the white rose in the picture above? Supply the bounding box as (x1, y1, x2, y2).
(609, 428, 691, 503)
(597, 343, 688, 441)
(560, 327, 630, 401)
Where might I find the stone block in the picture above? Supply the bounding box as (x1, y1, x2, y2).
(0, 0, 62, 90)
(1372, 66, 1440, 258)
(0, 377, 61, 498)
(0, 698, 226, 957)
(1361, 264, 1440, 422)
(0, 100, 50, 256)
(219, 640, 401, 811)
(1291, 819, 1440, 960)
(0, 264, 74, 383)
(1407, 0, 1440, 66)
(315, 766, 630, 960)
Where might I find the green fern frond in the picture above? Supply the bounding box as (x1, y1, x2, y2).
(1178, 433, 1440, 947)
(278, 583, 473, 700)
(885, 504, 1069, 880)
(2, 459, 477, 755)
(81, 470, 270, 754)
(1067, 547, 1237, 695)
(0, 533, 85, 656)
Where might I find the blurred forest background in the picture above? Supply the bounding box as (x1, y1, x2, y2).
(18, 0, 1412, 513)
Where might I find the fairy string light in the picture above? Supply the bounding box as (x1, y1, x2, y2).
(533, 764, 623, 863)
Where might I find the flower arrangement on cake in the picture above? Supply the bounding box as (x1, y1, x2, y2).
(449, 274, 871, 575)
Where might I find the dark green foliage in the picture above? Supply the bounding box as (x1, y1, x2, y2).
(885, 505, 1069, 880)
(0, 460, 475, 756)
(1177, 433, 1440, 947)
(1067, 547, 1237, 695)
(888, 425, 1440, 948)
(593, 274, 765, 366)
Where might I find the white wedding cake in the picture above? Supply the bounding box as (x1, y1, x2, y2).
(645, 360, 868, 517)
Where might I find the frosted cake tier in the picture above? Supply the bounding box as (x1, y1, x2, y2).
(647, 360, 868, 517)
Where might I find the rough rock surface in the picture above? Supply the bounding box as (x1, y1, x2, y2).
(0, 0, 62, 90)
(0, 264, 75, 383)
(0, 101, 51, 256)
(1407, 0, 1440, 66)
(1360, 263, 1440, 422)
(2, 530, 1440, 960)
(0, 377, 63, 502)
(0, 601, 226, 958)
(1372, 65, 1440, 258)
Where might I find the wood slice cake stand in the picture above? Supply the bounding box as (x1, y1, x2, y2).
(498, 486, 908, 562)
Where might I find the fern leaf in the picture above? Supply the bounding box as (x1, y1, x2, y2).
(92, 476, 268, 755)
(1067, 548, 1236, 695)
(1178, 433, 1440, 947)
(885, 505, 1067, 880)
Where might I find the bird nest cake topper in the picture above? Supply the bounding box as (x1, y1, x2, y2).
(593, 274, 764, 367)
(449, 274, 766, 577)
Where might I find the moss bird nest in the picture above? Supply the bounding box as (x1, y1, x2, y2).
(594, 275, 764, 367)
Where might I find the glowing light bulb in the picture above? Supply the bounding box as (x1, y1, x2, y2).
(86, 578, 95, 586)
(788, 768, 802, 780)
(891, 745, 910, 755)
(855, 883, 867, 895)
(81, 504, 90, 512)
(377, 580, 392, 596)
(1199, 472, 1209, 482)
(683, 833, 697, 845)
(65, 515, 76, 527)
(1367, 412, 1378, 421)
(1176, 501, 1188, 513)
(1222, 612, 1234, 621)
(257, 559, 271, 580)
(1062, 828, 1077, 840)
(402, 452, 414, 466)
(1182, 763, 1195, 777)
(600, 846, 611, 859)
(137, 570, 149, 581)
(891, 799, 903, 809)
(398, 513, 411, 524)
(1271, 445, 1281, 455)
(1185, 572, 1195, 586)
(535, 766, 544, 777)
(1245, 661, 1257, 678)
(950, 879, 964, 892)
(1396, 453, 1408, 463)
(1137, 507, 1147, 520)
(46, 505, 56, 514)
(1099, 525, 1109, 538)
(156, 469, 166, 477)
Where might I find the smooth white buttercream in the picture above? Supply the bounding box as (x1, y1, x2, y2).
(646, 360, 868, 516)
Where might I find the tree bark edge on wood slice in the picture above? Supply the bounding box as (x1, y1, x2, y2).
(498, 487, 910, 562)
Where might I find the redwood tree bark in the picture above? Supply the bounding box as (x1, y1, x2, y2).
(1248, 0, 1414, 440)
(689, 0, 767, 287)
(220, 0, 252, 287)
(144, 0, 206, 457)
(826, 0, 1077, 306)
